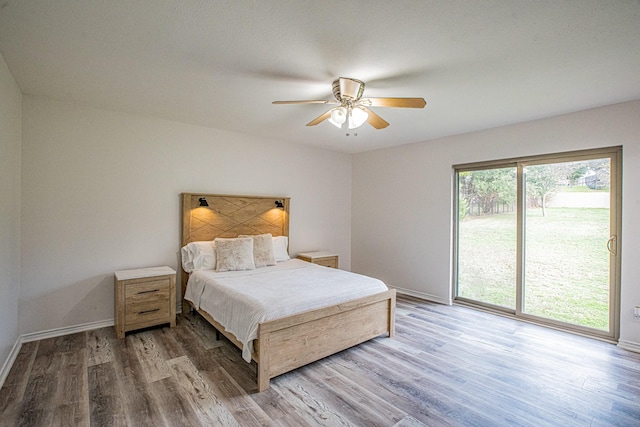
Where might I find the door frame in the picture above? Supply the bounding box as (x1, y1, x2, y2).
(452, 146, 622, 342)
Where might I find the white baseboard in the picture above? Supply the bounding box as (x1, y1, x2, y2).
(0, 337, 22, 390)
(21, 319, 114, 343)
(618, 339, 640, 354)
(392, 286, 452, 305)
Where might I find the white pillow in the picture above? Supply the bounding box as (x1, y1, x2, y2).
(272, 235, 290, 262)
(180, 241, 216, 273)
(239, 233, 276, 267)
(214, 238, 256, 272)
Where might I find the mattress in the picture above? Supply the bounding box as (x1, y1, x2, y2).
(184, 258, 389, 362)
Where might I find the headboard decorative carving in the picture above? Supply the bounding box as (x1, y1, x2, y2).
(181, 193, 290, 247)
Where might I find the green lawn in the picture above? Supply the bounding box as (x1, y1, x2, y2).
(457, 208, 610, 330)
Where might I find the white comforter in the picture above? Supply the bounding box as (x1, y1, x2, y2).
(184, 259, 388, 362)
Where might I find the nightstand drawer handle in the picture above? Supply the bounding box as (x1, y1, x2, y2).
(138, 308, 160, 315)
(137, 289, 160, 294)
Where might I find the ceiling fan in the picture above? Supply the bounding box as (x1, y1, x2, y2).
(272, 77, 426, 133)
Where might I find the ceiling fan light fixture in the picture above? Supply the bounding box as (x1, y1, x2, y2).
(328, 107, 347, 128)
(348, 106, 369, 129)
(273, 77, 424, 131)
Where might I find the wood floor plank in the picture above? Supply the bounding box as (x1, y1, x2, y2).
(609, 400, 640, 424)
(110, 334, 166, 425)
(166, 355, 240, 426)
(52, 347, 90, 426)
(171, 316, 226, 372)
(393, 415, 429, 427)
(2, 295, 640, 427)
(208, 343, 259, 393)
(156, 325, 188, 360)
(88, 362, 127, 427)
(269, 371, 355, 427)
(330, 346, 490, 427)
(249, 380, 300, 421)
(415, 318, 633, 423)
(14, 374, 56, 426)
(386, 314, 602, 425)
(272, 410, 328, 427)
(171, 315, 261, 393)
(129, 330, 172, 383)
(203, 367, 273, 427)
(180, 312, 224, 350)
(86, 327, 115, 367)
(298, 361, 407, 426)
(14, 335, 88, 427)
(148, 375, 203, 426)
(402, 301, 640, 425)
(0, 341, 39, 422)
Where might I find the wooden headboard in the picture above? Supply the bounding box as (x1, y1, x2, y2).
(180, 193, 290, 309)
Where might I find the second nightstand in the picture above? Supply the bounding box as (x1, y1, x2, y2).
(297, 251, 339, 268)
(114, 266, 176, 339)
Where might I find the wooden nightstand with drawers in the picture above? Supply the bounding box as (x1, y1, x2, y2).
(297, 251, 339, 269)
(114, 266, 176, 339)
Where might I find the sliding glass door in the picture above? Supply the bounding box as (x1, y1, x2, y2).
(455, 147, 621, 340)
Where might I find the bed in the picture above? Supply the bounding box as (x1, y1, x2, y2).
(180, 193, 396, 392)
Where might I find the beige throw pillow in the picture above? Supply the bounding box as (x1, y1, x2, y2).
(239, 233, 276, 267)
(214, 238, 256, 272)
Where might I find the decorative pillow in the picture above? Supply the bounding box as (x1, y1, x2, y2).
(272, 235, 290, 262)
(214, 238, 256, 272)
(180, 241, 216, 273)
(239, 233, 276, 267)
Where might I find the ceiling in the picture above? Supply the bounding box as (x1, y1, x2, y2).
(1, 1, 639, 154)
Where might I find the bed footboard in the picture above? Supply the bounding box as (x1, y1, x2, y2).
(190, 289, 396, 392)
(256, 289, 396, 391)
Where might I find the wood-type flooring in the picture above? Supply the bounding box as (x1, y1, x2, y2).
(1, 295, 639, 426)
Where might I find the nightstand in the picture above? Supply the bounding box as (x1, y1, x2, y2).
(297, 251, 339, 268)
(114, 266, 176, 339)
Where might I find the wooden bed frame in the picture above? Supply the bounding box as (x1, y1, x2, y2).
(180, 193, 396, 392)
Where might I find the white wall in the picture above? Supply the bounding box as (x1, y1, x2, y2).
(20, 96, 352, 335)
(352, 100, 640, 348)
(0, 53, 21, 372)
(15, 93, 640, 351)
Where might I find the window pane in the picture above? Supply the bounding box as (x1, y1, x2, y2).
(457, 167, 517, 309)
(523, 159, 611, 330)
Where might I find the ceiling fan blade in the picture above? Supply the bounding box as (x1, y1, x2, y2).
(306, 109, 333, 126)
(360, 97, 426, 108)
(361, 107, 390, 129)
(273, 100, 338, 105)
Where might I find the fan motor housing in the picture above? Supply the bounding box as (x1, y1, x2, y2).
(333, 77, 365, 102)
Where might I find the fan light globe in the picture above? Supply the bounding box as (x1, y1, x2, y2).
(348, 107, 369, 129)
(328, 107, 347, 128)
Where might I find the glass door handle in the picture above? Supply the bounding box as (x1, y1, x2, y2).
(607, 235, 617, 256)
